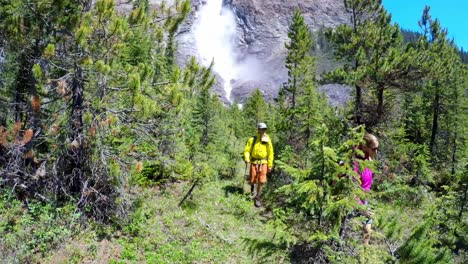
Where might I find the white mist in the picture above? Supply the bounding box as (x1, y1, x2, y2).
(193, 0, 238, 102)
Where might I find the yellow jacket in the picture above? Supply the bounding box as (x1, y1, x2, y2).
(244, 133, 274, 168)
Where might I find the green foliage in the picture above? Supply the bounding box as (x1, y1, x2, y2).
(133, 161, 170, 187)
(412, 7, 466, 170)
(219, 193, 258, 221)
(242, 89, 269, 131)
(278, 8, 320, 153)
(268, 208, 297, 248)
(0, 0, 212, 221)
(0, 192, 80, 263)
(325, 0, 417, 127)
(270, 126, 369, 259)
(0, 0, 466, 263)
(124, 196, 152, 237)
(397, 202, 454, 263)
(107, 181, 289, 264)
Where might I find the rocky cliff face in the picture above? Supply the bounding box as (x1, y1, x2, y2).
(176, 0, 351, 105)
(226, 0, 349, 102)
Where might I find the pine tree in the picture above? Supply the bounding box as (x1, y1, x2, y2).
(192, 78, 216, 148)
(401, 6, 466, 174)
(279, 8, 318, 151)
(397, 201, 454, 263)
(0, 0, 83, 130)
(0, 0, 195, 220)
(295, 61, 332, 151)
(325, 0, 420, 127)
(242, 89, 268, 131)
(226, 99, 246, 140)
(283, 8, 313, 111)
(272, 126, 370, 258)
(0, 0, 88, 202)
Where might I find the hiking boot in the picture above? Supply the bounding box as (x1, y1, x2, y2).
(254, 197, 262, 207)
(249, 185, 256, 198)
(250, 191, 257, 198)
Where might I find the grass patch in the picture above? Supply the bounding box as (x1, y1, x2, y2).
(41, 180, 288, 263)
(0, 192, 81, 263)
(7, 178, 450, 263)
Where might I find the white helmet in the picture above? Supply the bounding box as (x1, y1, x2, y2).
(257, 122, 267, 129)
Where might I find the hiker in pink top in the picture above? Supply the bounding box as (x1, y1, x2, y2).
(355, 132, 379, 246)
(354, 165, 373, 204)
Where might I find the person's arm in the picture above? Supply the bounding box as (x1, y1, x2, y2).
(267, 140, 274, 172)
(243, 138, 253, 164)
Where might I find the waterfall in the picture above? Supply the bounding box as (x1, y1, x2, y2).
(193, 0, 238, 102)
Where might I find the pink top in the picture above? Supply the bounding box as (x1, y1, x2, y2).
(354, 161, 373, 204)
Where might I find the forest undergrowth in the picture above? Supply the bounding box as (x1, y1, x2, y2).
(3, 176, 466, 263)
(0, 0, 466, 263)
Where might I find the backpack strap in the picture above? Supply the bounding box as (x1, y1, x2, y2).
(250, 136, 256, 155)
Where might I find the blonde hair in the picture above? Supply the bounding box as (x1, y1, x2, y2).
(364, 133, 379, 149)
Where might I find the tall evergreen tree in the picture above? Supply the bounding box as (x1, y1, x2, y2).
(325, 0, 420, 127)
(279, 8, 318, 151)
(0, 0, 194, 220)
(418, 7, 461, 158)
(282, 8, 313, 111)
(401, 6, 466, 174)
(242, 89, 268, 131)
(191, 75, 216, 148)
(0, 0, 82, 124)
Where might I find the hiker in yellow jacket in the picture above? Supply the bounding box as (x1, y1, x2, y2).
(244, 122, 274, 207)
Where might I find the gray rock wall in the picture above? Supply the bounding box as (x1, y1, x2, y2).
(225, 0, 350, 103)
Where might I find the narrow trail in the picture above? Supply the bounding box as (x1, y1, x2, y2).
(45, 180, 287, 263)
(43, 177, 400, 263)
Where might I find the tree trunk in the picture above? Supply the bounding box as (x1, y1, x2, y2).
(14, 54, 32, 123)
(202, 113, 209, 146)
(318, 141, 326, 226)
(451, 97, 459, 175)
(430, 89, 440, 154)
(350, 5, 363, 126)
(459, 183, 467, 222)
(451, 131, 458, 176)
(29, 38, 42, 131)
(377, 86, 384, 122)
(69, 65, 85, 193)
(71, 66, 84, 139)
(305, 120, 311, 148)
(339, 213, 349, 240)
(166, 33, 175, 68)
(14, 37, 42, 128)
(355, 84, 363, 124)
(179, 179, 200, 207)
(292, 73, 297, 110)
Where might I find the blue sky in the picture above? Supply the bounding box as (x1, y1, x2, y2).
(382, 0, 467, 50)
